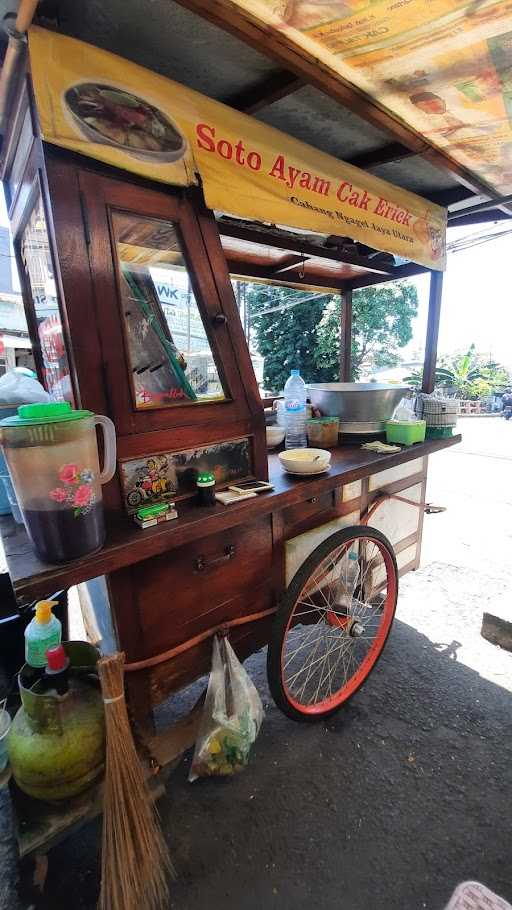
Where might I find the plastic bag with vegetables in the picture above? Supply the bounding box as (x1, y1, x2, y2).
(189, 635, 263, 781)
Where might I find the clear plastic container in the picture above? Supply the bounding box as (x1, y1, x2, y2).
(284, 369, 307, 449)
(0, 402, 116, 562)
(306, 417, 339, 447)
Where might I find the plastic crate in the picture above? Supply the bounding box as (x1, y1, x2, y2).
(385, 419, 426, 445)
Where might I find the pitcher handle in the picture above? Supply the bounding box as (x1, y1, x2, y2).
(94, 415, 117, 485)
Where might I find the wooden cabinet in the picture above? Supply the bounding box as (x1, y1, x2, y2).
(132, 516, 273, 655)
(112, 516, 273, 706)
(37, 155, 268, 511)
(281, 490, 336, 536)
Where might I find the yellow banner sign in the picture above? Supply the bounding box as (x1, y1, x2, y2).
(29, 26, 446, 269)
(229, 0, 512, 196)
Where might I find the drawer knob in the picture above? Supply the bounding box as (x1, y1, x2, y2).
(308, 497, 318, 503)
(194, 544, 235, 572)
(212, 312, 227, 327)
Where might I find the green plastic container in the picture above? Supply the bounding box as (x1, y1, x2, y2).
(425, 425, 453, 440)
(386, 419, 426, 446)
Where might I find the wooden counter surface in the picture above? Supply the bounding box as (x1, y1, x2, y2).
(0, 435, 460, 603)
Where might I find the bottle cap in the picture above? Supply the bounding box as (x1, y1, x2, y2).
(196, 471, 215, 488)
(291, 369, 300, 376)
(35, 600, 59, 624)
(46, 644, 68, 672)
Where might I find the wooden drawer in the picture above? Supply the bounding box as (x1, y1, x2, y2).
(130, 516, 273, 654)
(282, 491, 335, 535)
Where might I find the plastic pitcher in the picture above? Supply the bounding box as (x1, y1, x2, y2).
(0, 402, 116, 562)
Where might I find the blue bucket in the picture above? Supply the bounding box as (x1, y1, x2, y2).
(0, 407, 17, 516)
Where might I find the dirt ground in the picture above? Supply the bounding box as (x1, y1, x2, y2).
(1, 416, 511, 910)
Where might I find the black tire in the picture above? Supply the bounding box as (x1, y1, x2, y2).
(127, 489, 143, 507)
(267, 525, 398, 723)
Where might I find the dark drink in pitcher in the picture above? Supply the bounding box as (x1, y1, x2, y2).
(0, 403, 116, 564)
(23, 501, 105, 562)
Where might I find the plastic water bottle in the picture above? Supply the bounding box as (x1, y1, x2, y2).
(336, 550, 360, 609)
(284, 369, 307, 449)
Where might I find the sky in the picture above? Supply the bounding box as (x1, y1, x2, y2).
(403, 222, 512, 370)
(2, 189, 510, 370)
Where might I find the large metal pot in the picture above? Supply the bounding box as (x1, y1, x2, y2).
(307, 383, 409, 432)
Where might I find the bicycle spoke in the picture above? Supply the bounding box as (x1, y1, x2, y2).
(277, 531, 396, 716)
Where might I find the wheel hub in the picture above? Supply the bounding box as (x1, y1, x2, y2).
(348, 618, 364, 638)
(325, 612, 364, 637)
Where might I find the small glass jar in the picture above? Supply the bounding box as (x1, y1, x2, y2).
(196, 471, 216, 506)
(306, 417, 339, 448)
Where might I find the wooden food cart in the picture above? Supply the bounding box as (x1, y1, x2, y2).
(0, 25, 467, 742)
(2, 0, 511, 887)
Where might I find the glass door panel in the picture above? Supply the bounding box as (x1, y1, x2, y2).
(112, 211, 227, 409)
(21, 190, 74, 402)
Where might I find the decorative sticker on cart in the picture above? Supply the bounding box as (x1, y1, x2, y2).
(28, 26, 446, 270)
(119, 438, 253, 512)
(227, 0, 512, 196)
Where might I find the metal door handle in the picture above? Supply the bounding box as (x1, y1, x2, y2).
(194, 544, 235, 572)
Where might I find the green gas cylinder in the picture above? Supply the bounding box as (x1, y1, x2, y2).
(7, 642, 105, 801)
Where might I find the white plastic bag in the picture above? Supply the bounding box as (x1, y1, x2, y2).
(189, 635, 263, 781)
(0, 369, 50, 406)
(391, 396, 417, 422)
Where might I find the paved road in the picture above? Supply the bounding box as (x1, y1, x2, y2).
(1, 418, 511, 910)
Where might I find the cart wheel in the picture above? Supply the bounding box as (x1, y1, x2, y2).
(267, 526, 398, 722)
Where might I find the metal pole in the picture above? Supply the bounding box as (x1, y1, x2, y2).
(447, 193, 512, 221)
(339, 289, 353, 382)
(422, 270, 443, 393)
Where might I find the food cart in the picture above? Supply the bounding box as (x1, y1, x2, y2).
(1, 0, 510, 886)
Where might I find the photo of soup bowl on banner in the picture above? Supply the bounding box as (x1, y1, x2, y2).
(63, 82, 187, 163)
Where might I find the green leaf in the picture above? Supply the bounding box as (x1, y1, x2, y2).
(244, 279, 419, 390)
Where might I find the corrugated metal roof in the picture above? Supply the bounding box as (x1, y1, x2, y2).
(0, 0, 464, 203)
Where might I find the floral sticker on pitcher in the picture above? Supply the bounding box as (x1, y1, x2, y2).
(49, 464, 96, 517)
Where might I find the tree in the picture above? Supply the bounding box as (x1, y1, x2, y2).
(246, 284, 333, 392)
(315, 281, 418, 379)
(246, 279, 419, 392)
(434, 345, 483, 398)
(404, 347, 511, 398)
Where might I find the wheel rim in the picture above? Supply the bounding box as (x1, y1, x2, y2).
(280, 534, 397, 715)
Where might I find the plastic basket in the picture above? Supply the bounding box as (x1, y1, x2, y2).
(419, 396, 459, 427)
(386, 419, 426, 446)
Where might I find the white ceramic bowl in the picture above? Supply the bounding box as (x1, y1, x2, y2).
(278, 447, 331, 474)
(266, 426, 285, 448)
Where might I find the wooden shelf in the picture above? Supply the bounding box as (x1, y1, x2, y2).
(0, 435, 461, 603)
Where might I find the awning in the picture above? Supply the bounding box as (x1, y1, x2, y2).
(221, 0, 512, 198)
(29, 26, 446, 270)
(1, 334, 32, 349)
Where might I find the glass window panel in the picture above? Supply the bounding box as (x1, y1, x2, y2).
(21, 191, 74, 402)
(112, 212, 226, 409)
